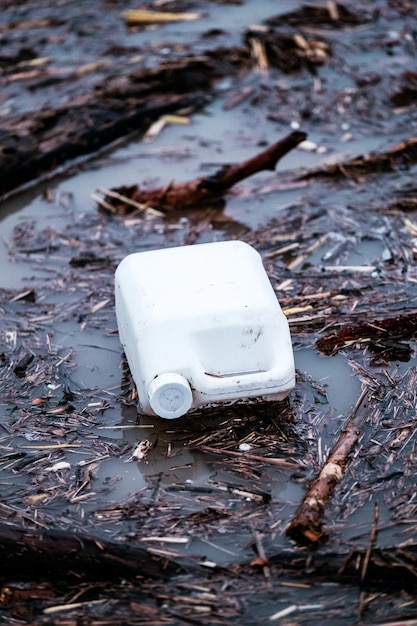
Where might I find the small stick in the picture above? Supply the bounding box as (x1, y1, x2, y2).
(96, 187, 163, 216)
(195, 444, 301, 470)
(358, 501, 379, 618)
(286, 388, 370, 546)
(253, 531, 272, 587)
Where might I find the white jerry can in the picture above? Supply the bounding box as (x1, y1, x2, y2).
(115, 240, 295, 419)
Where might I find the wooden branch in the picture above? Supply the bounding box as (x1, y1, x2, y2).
(286, 388, 371, 547)
(101, 130, 307, 213)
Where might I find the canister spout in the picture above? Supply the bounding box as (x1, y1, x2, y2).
(148, 373, 193, 419)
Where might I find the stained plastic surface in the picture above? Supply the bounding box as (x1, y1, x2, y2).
(115, 240, 295, 418)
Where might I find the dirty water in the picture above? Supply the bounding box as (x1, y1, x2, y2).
(1, 93, 415, 559)
(1, 1, 417, 624)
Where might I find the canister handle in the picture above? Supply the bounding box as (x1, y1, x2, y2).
(194, 364, 293, 395)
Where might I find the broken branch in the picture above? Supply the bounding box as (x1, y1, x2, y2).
(98, 130, 307, 213)
(286, 388, 371, 547)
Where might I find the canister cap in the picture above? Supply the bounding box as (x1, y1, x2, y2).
(148, 373, 193, 419)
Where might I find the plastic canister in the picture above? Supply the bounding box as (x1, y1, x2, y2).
(114, 240, 295, 418)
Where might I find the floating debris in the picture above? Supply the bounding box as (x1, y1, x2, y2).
(131, 439, 153, 461)
(121, 9, 203, 26)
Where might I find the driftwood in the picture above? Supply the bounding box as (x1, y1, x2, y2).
(0, 55, 226, 200)
(270, 542, 417, 589)
(98, 130, 307, 213)
(0, 523, 186, 582)
(2, 519, 417, 615)
(317, 310, 417, 354)
(301, 136, 417, 180)
(286, 388, 371, 547)
(0, 92, 206, 200)
(2, 520, 417, 592)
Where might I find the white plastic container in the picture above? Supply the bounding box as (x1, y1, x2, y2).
(115, 240, 295, 419)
